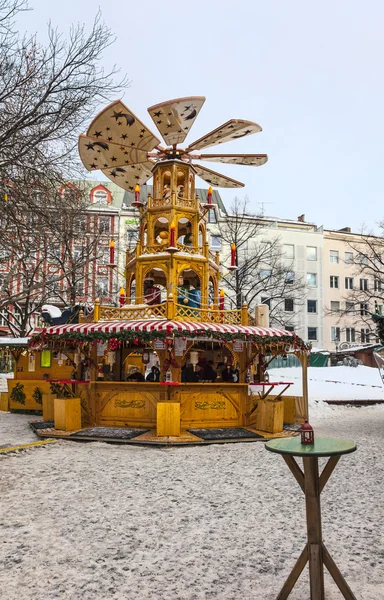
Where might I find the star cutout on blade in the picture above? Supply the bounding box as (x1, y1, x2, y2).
(167, 124, 172, 128)
(106, 127, 110, 131)
(107, 137, 113, 141)
(93, 131, 102, 137)
(85, 143, 94, 150)
(139, 134, 144, 138)
(153, 110, 162, 117)
(140, 129, 145, 134)
(117, 121, 122, 126)
(111, 156, 117, 162)
(90, 163, 97, 169)
(157, 120, 162, 124)
(103, 163, 108, 167)
(121, 133, 128, 140)
(131, 143, 135, 147)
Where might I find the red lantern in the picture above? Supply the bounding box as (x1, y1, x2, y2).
(169, 221, 176, 248)
(301, 420, 314, 445)
(142, 350, 150, 365)
(207, 186, 212, 204)
(109, 240, 115, 264)
(231, 243, 236, 267)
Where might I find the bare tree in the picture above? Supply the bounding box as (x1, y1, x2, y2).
(0, 0, 128, 184)
(218, 197, 305, 326)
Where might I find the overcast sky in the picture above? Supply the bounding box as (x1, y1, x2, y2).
(16, 0, 384, 232)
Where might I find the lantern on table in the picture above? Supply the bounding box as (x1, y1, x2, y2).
(301, 420, 314, 445)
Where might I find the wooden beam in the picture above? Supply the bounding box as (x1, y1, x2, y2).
(319, 455, 340, 493)
(282, 455, 305, 492)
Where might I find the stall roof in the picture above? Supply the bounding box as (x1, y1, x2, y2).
(41, 319, 296, 338)
(0, 337, 30, 347)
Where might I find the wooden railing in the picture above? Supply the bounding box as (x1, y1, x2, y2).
(80, 300, 249, 325)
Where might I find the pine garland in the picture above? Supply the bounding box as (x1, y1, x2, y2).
(29, 328, 309, 353)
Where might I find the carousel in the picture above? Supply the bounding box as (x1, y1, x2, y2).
(12, 96, 310, 444)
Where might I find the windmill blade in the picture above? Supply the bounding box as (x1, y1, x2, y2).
(86, 100, 161, 153)
(197, 153, 268, 167)
(193, 164, 244, 188)
(79, 135, 150, 171)
(148, 96, 206, 146)
(186, 119, 262, 151)
(102, 161, 154, 192)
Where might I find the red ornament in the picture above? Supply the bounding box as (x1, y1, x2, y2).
(301, 420, 314, 445)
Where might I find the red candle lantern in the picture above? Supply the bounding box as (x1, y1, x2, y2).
(119, 287, 125, 307)
(231, 243, 237, 268)
(131, 184, 143, 208)
(109, 240, 115, 264)
(169, 221, 176, 249)
(207, 186, 212, 204)
(301, 420, 315, 445)
(219, 289, 225, 311)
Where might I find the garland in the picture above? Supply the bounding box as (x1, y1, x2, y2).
(29, 328, 309, 352)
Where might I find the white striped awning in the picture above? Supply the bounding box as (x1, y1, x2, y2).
(43, 319, 295, 339)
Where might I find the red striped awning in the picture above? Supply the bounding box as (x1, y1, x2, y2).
(43, 319, 295, 339)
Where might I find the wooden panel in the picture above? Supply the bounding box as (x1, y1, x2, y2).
(42, 394, 56, 421)
(254, 399, 284, 433)
(8, 380, 52, 411)
(96, 382, 160, 428)
(14, 353, 73, 381)
(54, 398, 81, 431)
(0, 393, 9, 412)
(283, 396, 295, 424)
(177, 383, 247, 428)
(157, 403, 180, 436)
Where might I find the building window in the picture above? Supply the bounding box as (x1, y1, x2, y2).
(374, 279, 382, 292)
(285, 271, 294, 284)
(261, 297, 271, 309)
(357, 254, 368, 266)
(98, 247, 110, 265)
(329, 250, 339, 264)
(96, 277, 109, 297)
(259, 269, 272, 280)
(307, 327, 317, 341)
(345, 302, 355, 313)
(98, 216, 110, 234)
(284, 298, 294, 312)
(331, 326, 341, 342)
(75, 282, 84, 296)
(344, 252, 354, 264)
(307, 299, 317, 313)
(207, 209, 217, 224)
(360, 303, 369, 316)
(93, 190, 108, 204)
(360, 329, 370, 344)
(345, 277, 354, 290)
(330, 276, 339, 288)
(307, 273, 317, 287)
(306, 246, 317, 261)
(284, 244, 294, 258)
(210, 235, 221, 250)
(346, 328, 355, 343)
(330, 301, 340, 312)
(360, 279, 368, 291)
(285, 325, 294, 332)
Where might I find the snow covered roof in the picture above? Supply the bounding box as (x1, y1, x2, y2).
(0, 337, 30, 347)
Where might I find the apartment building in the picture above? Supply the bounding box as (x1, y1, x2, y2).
(323, 228, 381, 351)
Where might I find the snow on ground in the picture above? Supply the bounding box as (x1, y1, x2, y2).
(268, 364, 384, 401)
(0, 401, 383, 599)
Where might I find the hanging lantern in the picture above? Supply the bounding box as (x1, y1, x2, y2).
(190, 351, 199, 371)
(131, 184, 144, 208)
(109, 240, 115, 264)
(219, 289, 225, 311)
(168, 221, 178, 252)
(142, 349, 150, 365)
(301, 420, 315, 445)
(119, 287, 126, 307)
(107, 351, 116, 365)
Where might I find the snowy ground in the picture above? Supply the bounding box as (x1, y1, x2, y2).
(0, 397, 384, 598)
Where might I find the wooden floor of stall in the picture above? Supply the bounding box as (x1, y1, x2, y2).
(28, 422, 298, 446)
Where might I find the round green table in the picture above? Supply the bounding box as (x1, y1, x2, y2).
(265, 436, 357, 600)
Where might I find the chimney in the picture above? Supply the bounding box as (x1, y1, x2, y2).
(297, 214, 305, 222)
(338, 227, 351, 233)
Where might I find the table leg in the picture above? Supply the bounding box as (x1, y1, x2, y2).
(322, 544, 357, 600)
(303, 456, 325, 600)
(276, 544, 308, 600)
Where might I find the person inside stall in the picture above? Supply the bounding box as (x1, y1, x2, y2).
(221, 363, 238, 383)
(202, 360, 217, 382)
(126, 370, 145, 382)
(144, 278, 161, 305)
(146, 366, 160, 382)
(181, 362, 200, 382)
